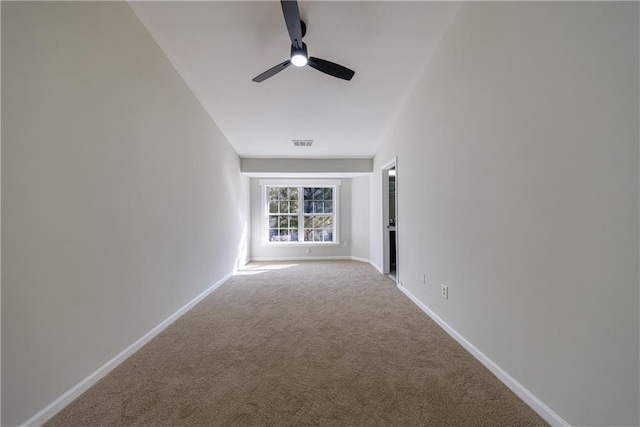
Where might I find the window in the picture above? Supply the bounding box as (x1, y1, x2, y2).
(267, 187, 300, 242)
(265, 184, 338, 243)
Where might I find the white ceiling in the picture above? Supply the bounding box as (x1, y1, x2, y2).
(129, 1, 460, 158)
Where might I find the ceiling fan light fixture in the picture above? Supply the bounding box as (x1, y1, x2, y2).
(291, 54, 308, 67)
(290, 42, 308, 67)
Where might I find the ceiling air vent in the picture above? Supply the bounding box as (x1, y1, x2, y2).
(293, 140, 314, 147)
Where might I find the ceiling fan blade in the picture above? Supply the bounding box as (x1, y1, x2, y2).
(281, 0, 303, 49)
(252, 60, 291, 82)
(308, 57, 355, 81)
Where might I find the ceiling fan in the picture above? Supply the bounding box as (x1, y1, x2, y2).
(252, 0, 355, 83)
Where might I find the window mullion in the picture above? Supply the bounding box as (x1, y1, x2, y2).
(298, 186, 303, 242)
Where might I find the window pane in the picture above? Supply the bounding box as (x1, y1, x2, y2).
(279, 201, 288, 213)
(269, 216, 277, 228)
(303, 201, 313, 214)
(270, 228, 295, 242)
(289, 188, 298, 201)
(301, 229, 315, 242)
(278, 215, 289, 228)
(324, 217, 333, 228)
(306, 188, 315, 200)
(323, 188, 333, 200)
(278, 188, 288, 199)
(280, 228, 298, 242)
(269, 187, 280, 201)
(269, 202, 278, 214)
(314, 202, 323, 213)
(290, 216, 299, 229)
(323, 201, 333, 213)
(290, 200, 299, 213)
(303, 187, 322, 201)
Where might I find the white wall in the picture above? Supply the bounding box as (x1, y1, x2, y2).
(241, 158, 373, 175)
(250, 178, 352, 260)
(0, 4, 3, 423)
(350, 176, 370, 261)
(1, 2, 250, 425)
(371, 2, 639, 426)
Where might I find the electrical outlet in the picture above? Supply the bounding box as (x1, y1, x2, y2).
(422, 274, 426, 284)
(441, 284, 448, 300)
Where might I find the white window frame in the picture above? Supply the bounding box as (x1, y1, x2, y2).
(261, 179, 341, 245)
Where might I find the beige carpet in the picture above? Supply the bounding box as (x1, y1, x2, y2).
(47, 261, 547, 426)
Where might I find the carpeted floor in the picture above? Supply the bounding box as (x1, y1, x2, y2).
(47, 261, 547, 426)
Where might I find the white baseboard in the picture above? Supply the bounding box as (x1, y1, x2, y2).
(349, 257, 384, 274)
(396, 283, 570, 427)
(368, 260, 384, 274)
(352, 256, 384, 274)
(21, 273, 232, 427)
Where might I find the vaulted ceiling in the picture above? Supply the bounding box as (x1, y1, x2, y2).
(129, 1, 460, 158)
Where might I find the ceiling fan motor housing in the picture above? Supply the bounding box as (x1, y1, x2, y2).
(290, 42, 308, 67)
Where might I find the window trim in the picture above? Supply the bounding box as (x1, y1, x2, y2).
(260, 179, 341, 245)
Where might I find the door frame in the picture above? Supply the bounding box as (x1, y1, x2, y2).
(381, 157, 398, 281)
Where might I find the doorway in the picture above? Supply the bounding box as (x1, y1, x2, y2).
(382, 159, 398, 282)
